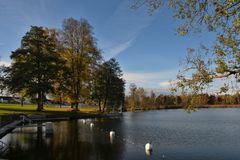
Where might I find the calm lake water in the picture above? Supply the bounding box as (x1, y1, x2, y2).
(2, 109, 240, 160)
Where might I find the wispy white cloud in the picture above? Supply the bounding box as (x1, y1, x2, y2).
(123, 68, 179, 94)
(123, 69, 178, 84)
(144, 88, 171, 95)
(158, 81, 171, 87)
(105, 38, 135, 59)
(101, 0, 157, 59)
(0, 60, 10, 66)
(158, 79, 180, 87)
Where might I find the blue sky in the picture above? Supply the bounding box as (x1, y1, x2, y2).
(0, 0, 217, 94)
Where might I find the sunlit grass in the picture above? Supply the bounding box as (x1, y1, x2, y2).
(0, 103, 36, 111)
(0, 103, 98, 115)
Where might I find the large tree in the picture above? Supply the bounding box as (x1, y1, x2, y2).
(60, 18, 101, 110)
(132, 0, 240, 109)
(92, 58, 125, 112)
(5, 26, 64, 111)
(0, 65, 8, 95)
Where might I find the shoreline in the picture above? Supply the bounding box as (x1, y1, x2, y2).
(0, 112, 122, 139)
(126, 104, 240, 111)
(1, 105, 240, 139)
(0, 106, 239, 151)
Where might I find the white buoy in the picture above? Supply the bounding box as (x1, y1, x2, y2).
(109, 130, 115, 137)
(110, 131, 115, 139)
(145, 143, 152, 151)
(145, 150, 152, 156)
(109, 130, 115, 144)
(145, 143, 153, 155)
(90, 123, 94, 128)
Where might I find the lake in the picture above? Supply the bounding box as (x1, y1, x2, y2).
(1, 108, 240, 160)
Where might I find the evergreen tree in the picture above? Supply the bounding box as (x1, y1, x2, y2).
(6, 26, 64, 111)
(92, 58, 125, 112)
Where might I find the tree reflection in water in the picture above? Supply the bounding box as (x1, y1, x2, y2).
(5, 119, 125, 160)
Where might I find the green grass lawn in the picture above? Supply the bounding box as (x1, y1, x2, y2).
(0, 103, 98, 115)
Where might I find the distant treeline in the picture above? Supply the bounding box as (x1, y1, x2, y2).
(125, 84, 240, 111)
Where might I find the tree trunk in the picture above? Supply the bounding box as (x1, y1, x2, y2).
(21, 98, 24, 107)
(98, 100, 101, 112)
(59, 96, 62, 108)
(75, 102, 79, 111)
(103, 76, 109, 113)
(37, 102, 43, 111)
(103, 97, 107, 113)
(37, 92, 43, 111)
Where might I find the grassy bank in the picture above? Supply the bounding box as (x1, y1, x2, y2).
(0, 103, 98, 115)
(2, 103, 239, 115)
